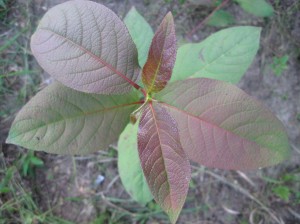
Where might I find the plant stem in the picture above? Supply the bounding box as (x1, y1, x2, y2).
(186, 0, 230, 40)
(130, 99, 148, 124)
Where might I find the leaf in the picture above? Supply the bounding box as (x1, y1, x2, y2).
(171, 26, 261, 84)
(30, 157, 44, 166)
(142, 12, 176, 93)
(271, 55, 289, 77)
(118, 123, 153, 205)
(0, 167, 15, 193)
(22, 160, 30, 176)
(235, 0, 274, 17)
(138, 102, 190, 223)
(31, 0, 140, 94)
(124, 7, 154, 68)
(0, 0, 6, 9)
(6, 82, 141, 155)
(272, 186, 291, 201)
(0, 187, 10, 193)
(156, 78, 290, 171)
(207, 10, 235, 27)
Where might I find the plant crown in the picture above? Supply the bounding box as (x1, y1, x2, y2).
(6, 1, 289, 223)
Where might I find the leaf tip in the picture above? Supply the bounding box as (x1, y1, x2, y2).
(6, 129, 20, 146)
(165, 11, 174, 22)
(167, 209, 181, 224)
(5, 138, 12, 145)
(5, 134, 15, 145)
(129, 6, 136, 12)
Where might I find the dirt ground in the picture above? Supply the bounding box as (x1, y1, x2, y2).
(1, 0, 300, 224)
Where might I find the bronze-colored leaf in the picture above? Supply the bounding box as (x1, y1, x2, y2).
(138, 102, 190, 223)
(31, 0, 140, 94)
(156, 78, 290, 170)
(142, 12, 176, 93)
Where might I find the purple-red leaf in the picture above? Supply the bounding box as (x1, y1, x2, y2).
(142, 12, 176, 93)
(156, 78, 290, 171)
(31, 0, 140, 94)
(138, 102, 190, 223)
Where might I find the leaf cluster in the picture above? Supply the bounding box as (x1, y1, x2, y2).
(6, 1, 289, 223)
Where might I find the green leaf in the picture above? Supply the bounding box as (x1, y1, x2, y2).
(0, 166, 15, 193)
(124, 7, 154, 68)
(0, 187, 10, 193)
(156, 78, 290, 170)
(118, 123, 153, 205)
(22, 160, 30, 176)
(30, 157, 44, 166)
(6, 82, 141, 155)
(170, 43, 202, 81)
(207, 10, 235, 27)
(271, 55, 289, 77)
(142, 12, 176, 93)
(272, 186, 291, 201)
(31, 1, 140, 94)
(281, 173, 298, 182)
(171, 26, 261, 84)
(138, 103, 191, 223)
(0, 0, 6, 9)
(235, 0, 274, 17)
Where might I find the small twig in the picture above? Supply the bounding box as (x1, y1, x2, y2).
(291, 143, 300, 154)
(202, 168, 284, 224)
(98, 192, 135, 216)
(236, 171, 256, 188)
(95, 175, 120, 196)
(288, 208, 300, 220)
(106, 175, 119, 192)
(186, 0, 230, 40)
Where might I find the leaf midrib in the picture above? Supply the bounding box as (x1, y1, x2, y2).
(149, 103, 174, 210)
(159, 102, 265, 149)
(9, 101, 142, 140)
(38, 28, 139, 89)
(147, 19, 170, 92)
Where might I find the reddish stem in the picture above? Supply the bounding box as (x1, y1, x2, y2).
(140, 88, 147, 97)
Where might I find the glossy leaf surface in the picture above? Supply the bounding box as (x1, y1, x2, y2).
(7, 82, 140, 155)
(142, 12, 176, 93)
(118, 123, 153, 205)
(31, 0, 140, 94)
(124, 7, 154, 67)
(138, 103, 190, 223)
(235, 0, 274, 17)
(171, 26, 261, 84)
(156, 78, 290, 170)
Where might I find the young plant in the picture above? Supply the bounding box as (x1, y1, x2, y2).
(271, 55, 289, 77)
(18, 150, 44, 177)
(0, 166, 15, 194)
(6, 1, 290, 223)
